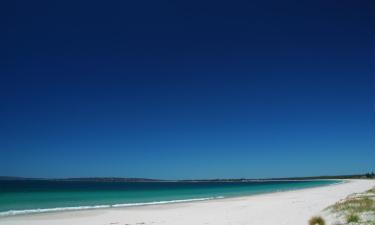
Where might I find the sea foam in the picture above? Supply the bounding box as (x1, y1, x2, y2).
(0, 196, 225, 217)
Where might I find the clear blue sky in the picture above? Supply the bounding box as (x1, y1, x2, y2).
(1, 0, 374, 179)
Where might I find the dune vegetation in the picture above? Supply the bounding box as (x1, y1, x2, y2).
(325, 187, 375, 225)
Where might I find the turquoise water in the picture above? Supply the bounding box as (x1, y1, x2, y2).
(0, 180, 339, 216)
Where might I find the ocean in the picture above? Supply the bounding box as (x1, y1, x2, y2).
(0, 179, 339, 216)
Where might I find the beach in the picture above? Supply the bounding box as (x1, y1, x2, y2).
(0, 179, 373, 225)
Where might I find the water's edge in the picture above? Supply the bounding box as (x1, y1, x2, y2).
(0, 179, 342, 217)
(0, 196, 225, 217)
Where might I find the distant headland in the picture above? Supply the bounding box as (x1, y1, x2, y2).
(1, 172, 374, 182)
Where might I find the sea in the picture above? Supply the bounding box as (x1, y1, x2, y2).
(0, 179, 339, 217)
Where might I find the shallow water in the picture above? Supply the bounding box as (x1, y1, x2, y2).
(0, 179, 338, 216)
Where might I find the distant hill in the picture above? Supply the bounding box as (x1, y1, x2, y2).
(0, 176, 42, 181)
(1, 173, 373, 182)
(179, 173, 375, 182)
(265, 173, 375, 180)
(0, 176, 161, 182)
(53, 177, 162, 182)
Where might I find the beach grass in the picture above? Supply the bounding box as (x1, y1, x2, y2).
(327, 187, 375, 225)
(346, 213, 359, 223)
(331, 196, 374, 214)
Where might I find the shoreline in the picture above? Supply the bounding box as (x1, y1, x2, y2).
(0, 179, 340, 218)
(1, 179, 374, 225)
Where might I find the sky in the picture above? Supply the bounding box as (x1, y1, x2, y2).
(0, 0, 374, 179)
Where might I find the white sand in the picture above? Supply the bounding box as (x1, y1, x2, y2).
(0, 179, 374, 225)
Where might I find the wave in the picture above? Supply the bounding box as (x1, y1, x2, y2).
(0, 196, 225, 217)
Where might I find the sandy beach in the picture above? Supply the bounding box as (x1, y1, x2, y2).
(0, 179, 374, 225)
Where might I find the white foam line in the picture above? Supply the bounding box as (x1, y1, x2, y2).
(0, 196, 225, 217)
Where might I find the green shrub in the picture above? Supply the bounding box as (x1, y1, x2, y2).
(346, 213, 360, 223)
(308, 216, 326, 225)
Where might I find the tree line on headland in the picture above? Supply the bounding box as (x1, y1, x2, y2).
(0, 172, 374, 182)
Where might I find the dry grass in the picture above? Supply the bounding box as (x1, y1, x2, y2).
(309, 216, 326, 225)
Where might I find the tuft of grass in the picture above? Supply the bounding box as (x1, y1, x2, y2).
(308, 216, 326, 225)
(346, 213, 360, 223)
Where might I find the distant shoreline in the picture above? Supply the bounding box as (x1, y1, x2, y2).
(1, 173, 373, 182)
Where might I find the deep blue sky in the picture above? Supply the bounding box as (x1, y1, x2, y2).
(1, 0, 374, 179)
